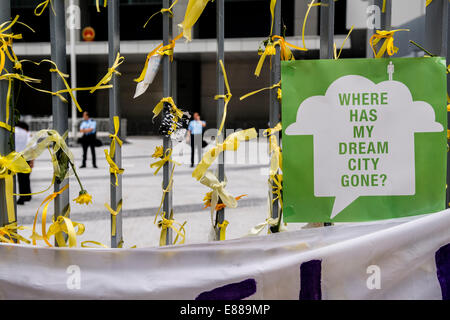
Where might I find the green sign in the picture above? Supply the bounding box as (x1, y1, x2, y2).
(282, 57, 447, 222)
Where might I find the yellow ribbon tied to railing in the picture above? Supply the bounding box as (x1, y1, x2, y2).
(0, 223, 31, 244)
(263, 122, 282, 137)
(144, 0, 179, 28)
(369, 29, 409, 58)
(271, 173, 283, 209)
(152, 96, 183, 120)
(268, 135, 282, 178)
(214, 60, 232, 135)
(272, 35, 307, 61)
(34, 0, 55, 16)
(179, 0, 212, 41)
(255, 42, 276, 78)
(199, 170, 238, 223)
(248, 216, 287, 236)
(192, 128, 258, 180)
(150, 148, 180, 175)
(105, 200, 122, 237)
(0, 152, 31, 223)
(158, 213, 187, 246)
(240, 81, 281, 102)
(104, 149, 124, 186)
(218, 220, 229, 241)
(47, 215, 85, 248)
(90, 52, 124, 94)
(109, 116, 123, 158)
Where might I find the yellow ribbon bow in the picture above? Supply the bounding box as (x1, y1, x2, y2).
(200, 170, 238, 224)
(31, 184, 69, 247)
(144, 0, 179, 28)
(214, 60, 232, 135)
(109, 116, 123, 158)
(272, 35, 307, 61)
(150, 148, 180, 175)
(105, 200, 122, 236)
(192, 128, 258, 180)
(96, 0, 108, 12)
(0, 152, 31, 223)
(34, 0, 55, 16)
(369, 29, 409, 58)
(217, 220, 229, 241)
(263, 122, 282, 137)
(240, 81, 281, 102)
(90, 52, 124, 94)
(158, 214, 187, 246)
(152, 96, 184, 120)
(47, 215, 85, 248)
(104, 149, 124, 186)
(255, 43, 276, 78)
(179, 0, 212, 41)
(248, 216, 287, 236)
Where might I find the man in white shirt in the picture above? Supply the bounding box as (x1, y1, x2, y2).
(15, 121, 33, 205)
(79, 111, 97, 168)
(187, 112, 206, 167)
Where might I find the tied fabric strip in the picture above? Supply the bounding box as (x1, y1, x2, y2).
(0, 152, 31, 223)
(248, 216, 287, 236)
(109, 116, 123, 158)
(214, 60, 232, 135)
(272, 36, 307, 61)
(158, 214, 187, 246)
(200, 171, 238, 225)
(218, 220, 229, 241)
(369, 29, 409, 58)
(193, 128, 258, 180)
(152, 97, 183, 120)
(179, 0, 212, 41)
(144, 0, 179, 28)
(268, 135, 282, 178)
(104, 150, 124, 186)
(263, 122, 282, 137)
(0, 223, 31, 244)
(105, 200, 122, 237)
(240, 81, 281, 101)
(47, 215, 85, 248)
(90, 52, 124, 94)
(151, 148, 180, 175)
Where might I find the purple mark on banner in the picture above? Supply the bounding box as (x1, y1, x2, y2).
(299, 259, 322, 300)
(195, 279, 257, 300)
(435, 243, 450, 300)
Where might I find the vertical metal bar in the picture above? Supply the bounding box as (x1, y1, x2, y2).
(425, 0, 449, 207)
(0, 1, 15, 227)
(162, 0, 173, 245)
(215, 0, 225, 240)
(50, 0, 69, 245)
(108, 0, 122, 248)
(379, 0, 392, 30)
(320, 0, 334, 59)
(269, 0, 281, 233)
(320, 0, 334, 226)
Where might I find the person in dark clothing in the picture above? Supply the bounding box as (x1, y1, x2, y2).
(15, 121, 33, 205)
(187, 112, 206, 167)
(79, 111, 97, 168)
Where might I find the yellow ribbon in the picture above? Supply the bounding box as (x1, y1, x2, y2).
(109, 116, 123, 158)
(240, 81, 281, 101)
(105, 200, 122, 237)
(158, 214, 186, 246)
(104, 149, 124, 186)
(0, 223, 31, 244)
(96, 0, 108, 12)
(90, 52, 124, 94)
(179, 0, 212, 41)
(255, 43, 276, 77)
(268, 135, 282, 178)
(81, 240, 109, 248)
(334, 25, 354, 60)
(214, 60, 232, 135)
(134, 33, 183, 83)
(47, 215, 85, 248)
(369, 29, 409, 58)
(150, 148, 180, 175)
(153, 163, 176, 224)
(217, 220, 229, 241)
(144, 0, 179, 28)
(272, 35, 307, 61)
(152, 96, 183, 120)
(263, 122, 282, 137)
(31, 184, 69, 247)
(34, 0, 55, 16)
(248, 216, 286, 236)
(0, 152, 31, 223)
(301, 0, 321, 50)
(192, 128, 258, 180)
(199, 170, 238, 224)
(271, 174, 283, 209)
(426, 0, 433, 6)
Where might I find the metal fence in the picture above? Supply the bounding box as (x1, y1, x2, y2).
(0, 0, 448, 247)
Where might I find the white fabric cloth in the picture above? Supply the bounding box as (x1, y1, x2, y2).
(14, 127, 31, 152)
(0, 210, 449, 299)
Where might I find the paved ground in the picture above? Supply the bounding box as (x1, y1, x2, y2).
(17, 136, 306, 248)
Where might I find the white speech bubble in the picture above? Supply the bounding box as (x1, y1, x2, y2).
(286, 68, 443, 219)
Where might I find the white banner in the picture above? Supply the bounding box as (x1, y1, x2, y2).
(1, 210, 450, 299)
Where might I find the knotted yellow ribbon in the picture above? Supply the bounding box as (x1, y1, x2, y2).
(240, 81, 281, 101)
(158, 214, 186, 246)
(369, 29, 409, 58)
(214, 60, 232, 135)
(192, 128, 258, 180)
(105, 200, 122, 236)
(0, 223, 31, 244)
(217, 220, 229, 241)
(152, 96, 183, 120)
(144, 0, 179, 28)
(104, 149, 124, 186)
(34, 0, 55, 16)
(255, 43, 276, 77)
(96, 0, 108, 12)
(150, 148, 180, 175)
(47, 215, 85, 248)
(199, 170, 238, 224)
(263, 122, 282, 137)
(90, 52, 124, 94)
(0, 152, 31, 223)
(109, 116, 123, 158)
(179, 0, 212, 41)
(31, 184, 69, 247)
(134, 33, 183, 83)
(272, 35, 307, 61)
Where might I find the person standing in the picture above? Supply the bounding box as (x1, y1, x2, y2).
(15, 121, 33, 205)
(79, 111, 97, 168)
(187, 112, 206, 167)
